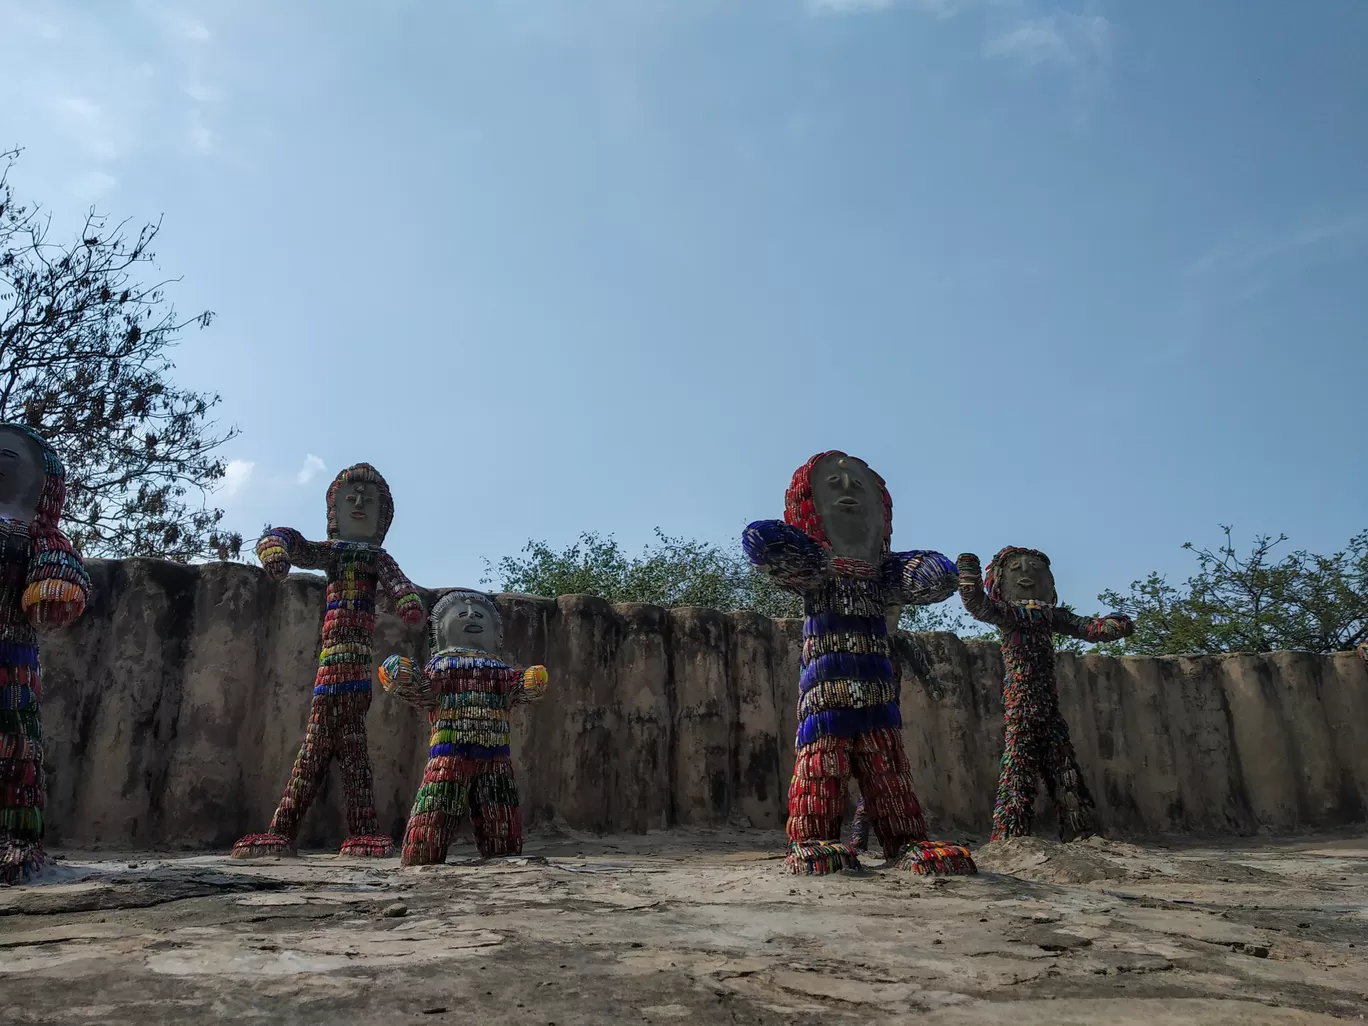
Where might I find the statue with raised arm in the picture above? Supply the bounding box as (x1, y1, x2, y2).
(0, 423, 90, 885)
(957, 547, 1134, 842)
(744, 450, 976, 876)
(379, 587, 548, 866)
(232, 463, 423, 859)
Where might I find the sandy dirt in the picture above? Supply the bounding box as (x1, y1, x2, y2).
(2, 829, 1367, 1025)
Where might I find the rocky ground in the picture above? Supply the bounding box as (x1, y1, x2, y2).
(2, 829, 1366, 1025)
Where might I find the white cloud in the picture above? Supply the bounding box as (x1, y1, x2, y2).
(1186, 213, 1368, 280)
(182, 18, 211, 41)
(69, 170, 117, 202)
(297, 454, 326, 485)
(984, 13, 1109, 69)
(221, 459, 254, 498)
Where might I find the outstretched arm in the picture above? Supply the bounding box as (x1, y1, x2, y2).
(510, 665, 550, 707)
(1053, 608, 1134, 643)
(742, 520, 827, 593)
(378, 654, 436, 711)
(375, 550, 424, 625)
(23, 530, 90, 629)
(885, 550, 958, 607)
(955, 552, 1012, 629)
(256, 527, 331, 579)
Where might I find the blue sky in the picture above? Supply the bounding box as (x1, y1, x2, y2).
(4, 0, 1365, 610)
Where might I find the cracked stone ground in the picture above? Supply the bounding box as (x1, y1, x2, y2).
(2, 831, 1367, 1025)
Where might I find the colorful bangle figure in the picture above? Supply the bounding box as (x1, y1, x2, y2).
(0, 423, 90, 886)
(378, 588, 548, 866)
(744, 450, 976, 876)
(232, 463, 424, 859)
(957, 547, 1134, 842)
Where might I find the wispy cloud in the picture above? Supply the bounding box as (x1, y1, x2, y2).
(221, 459, 254, 498)
(69, 170, 117, 202)
(297, 454, 326, 485)
(984, 12, 1109, 69)
(1186, 213, 1368, 280)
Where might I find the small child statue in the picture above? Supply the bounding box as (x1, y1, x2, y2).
(956, 547, 1134, 842)
(232, 463, 424, 859)
(745, 450, 976, 876)
(0, 423, 90, 885)
(378, 588, 549, 866)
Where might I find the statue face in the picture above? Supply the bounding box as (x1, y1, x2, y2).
(0, 427, 46, 524)
(810, 453, 884, 564)
(434, 593, 503, 654)
(333, 480, 383, 543)
(997, 551, 1056, 605)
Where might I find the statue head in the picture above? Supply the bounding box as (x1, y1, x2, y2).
(985, 546, 1057, 606)
(0, 422, 69, 532)
(0, 425, 49, 525)
(325, 463, 395, 544)
(784, 450, 892, 565)
(429, 587, 504, 655)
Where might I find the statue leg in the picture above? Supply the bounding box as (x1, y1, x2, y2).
(1, 650, 48, 885)
(232, 694, 336, 858)
(849, 792, 871, 852)
(1039, 709, 1098, 842)
(335, 691, 395, 857)
(784, 734, 861, 875)
(853, 726, 976, 875)
(401, 756, 469, 867)
(469, 760, 523, 858)
(990, 695, 1042, 842)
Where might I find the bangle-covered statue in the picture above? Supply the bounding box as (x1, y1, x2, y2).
(378, 588, 548, 866)
(232, 463, 424, 859)
(0, 423, 90, 885)
(956, 547, 1134, 843)
(744, 451, 976, 876)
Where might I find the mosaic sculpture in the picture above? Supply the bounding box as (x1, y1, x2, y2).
(232, 463, 423, 859)
(0, 423, 90, 886)
(744, 451, 976, 876)
(379, 588, 548, 866)
(849, 606, 935, 853)
(957, 547, 1134, 842)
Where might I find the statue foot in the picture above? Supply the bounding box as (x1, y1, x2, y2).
(784, 840, 863, 876)
(0, 839, 47, 885)
(892, 840, 977, 876)
(1057, 811, 1097, 844)
(340, 835, 396, 858)
(231, 832, 296, 859)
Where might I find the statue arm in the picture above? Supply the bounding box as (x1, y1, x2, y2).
(22, 530, 90, 629)
(375, 551, 425, 625)
(510, 665, 550, 706)
(742, 520, 827, 593)
(256, 527, 331, 577)
(955, 553, 1012, 628)
(378, 654, 435, 711)
(886, 550, 958, 607)
(1054, 608, 1135, 642)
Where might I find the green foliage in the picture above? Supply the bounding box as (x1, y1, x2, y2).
(481, 528, 803, 618)
(1095, 526, 1368, 656)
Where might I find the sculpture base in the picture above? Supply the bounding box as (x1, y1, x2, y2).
(893, 840, 977, 876)
(784, 840, 863, 876)
(230, 832, 296, 859)
(0, 838, 46, 886)
(340, 835, 396, 858)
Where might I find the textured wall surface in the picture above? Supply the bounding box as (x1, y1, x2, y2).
(34, 559, 1368, 850)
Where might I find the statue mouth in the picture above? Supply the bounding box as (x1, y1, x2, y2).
(349, 511, 367, 520)
(463, 624, 484, 634)
(835, 496, 861, 510)
(1017, 578, 1035, 588)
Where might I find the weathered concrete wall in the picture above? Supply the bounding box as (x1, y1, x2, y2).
(35, 559, 1368, 850)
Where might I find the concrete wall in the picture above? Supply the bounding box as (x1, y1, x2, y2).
(35, 559, 1368, 850)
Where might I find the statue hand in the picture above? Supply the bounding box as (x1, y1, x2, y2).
(261, 555, 292, 581)
(378, 654, 417, 693)
(955, 553, 981, 577)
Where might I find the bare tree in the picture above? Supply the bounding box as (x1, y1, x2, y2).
(0, 147, 241, 560)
